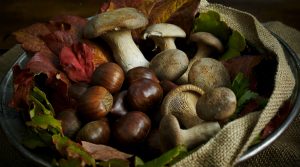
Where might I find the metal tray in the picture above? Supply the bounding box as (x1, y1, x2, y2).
(0, 34, 299, 166)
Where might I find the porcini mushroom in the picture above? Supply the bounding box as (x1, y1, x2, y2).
(160, 84, 205, 128)
(143, 23, 186, 51)
(84, 8, 149, 72)
(177, 32, 224, 84)
(149, 49, 189, 81)
(188, 58, 230, 92)
(196, 87, 237, 121)
(159, 114, 220, 151)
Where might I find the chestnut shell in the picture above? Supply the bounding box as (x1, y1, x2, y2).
(113, 111, 151, 145)
(76, 119, 110, 144)
(92, 62, 125, 94)
(77, 86, 113, 122)
(127, 79, 163, 112)
(126, 67, 159, 85)
(56, 108, 81, 138)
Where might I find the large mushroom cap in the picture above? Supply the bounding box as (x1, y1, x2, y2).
(143, 23, 186, 39)
(190, 32, 224, 53)
(84, 8, 148, 38)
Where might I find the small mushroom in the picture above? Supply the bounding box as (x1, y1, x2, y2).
(177, 32, 224, 84)
(84, 8, 149, 72)
(149, 49, 189, 81)
(188, 58, 230, 92)
(160, 84, 205, 128)
(196, 87, 237, 121)
(159, 114, 220, 151)
(143, 23, 186, 51)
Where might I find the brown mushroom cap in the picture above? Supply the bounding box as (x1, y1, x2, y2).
(188, 58, 230, 91)
(84, 8, 148, 38)
(196, 87, 237, 121)
(149, 49, 189, 81)
(190, 32, 224, 53)
(143, 23, 186, 39)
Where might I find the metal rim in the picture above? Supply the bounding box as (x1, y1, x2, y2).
(238, 32, 300, 162)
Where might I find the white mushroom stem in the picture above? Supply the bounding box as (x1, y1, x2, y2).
(102, 30, 149, 72)
(181, 121, 221, 149)
(176, 44, 212, 84)
(151, 36, 177, 51)
(159, 114, 221, 151)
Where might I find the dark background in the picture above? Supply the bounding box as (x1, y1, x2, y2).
(0, 0, 299, 53)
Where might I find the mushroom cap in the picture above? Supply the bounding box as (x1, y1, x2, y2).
(159, 114, 182, 151)
(188, 58, 230, 92)
(143, 23, 186, 39)
(190, 32, 224, 53)
(160, 84, 205, 128)
(196, 87, 237, 121)
(84, 8, 148, 38)
(149, 49, 189, 81)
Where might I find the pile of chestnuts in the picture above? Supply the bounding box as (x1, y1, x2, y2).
(60, 63, 169, 159)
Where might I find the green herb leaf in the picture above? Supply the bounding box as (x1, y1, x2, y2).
(26, 115, 62, 134)
(97, 159, 130, 167)
(231, 73, 258, 114)
(52, 134, 96, 167)
(57, 158, 82, 167)
(30, 86, 55, 117)
(220, 30, 246, 61)
(22, 131, 52, 149)
(193, 10, 231, 41)
(139, 145, 187, 167)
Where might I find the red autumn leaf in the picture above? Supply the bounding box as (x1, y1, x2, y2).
(25, 52, 59, 79)
(222, 55, 263, 80)
(59, 42, 94, 83)
(13, 23, 52, 54)
(9, 66, 35, 110)
(81, 141, 132, 161)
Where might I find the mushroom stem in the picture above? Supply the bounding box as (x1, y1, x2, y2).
(159, 114, 220, 151)
(182, 121, 221, 149)
(102, 30, 149, 72)
(152, 36, 177, 50)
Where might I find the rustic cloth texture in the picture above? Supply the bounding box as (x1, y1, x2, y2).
(0, 2, 300, 167)
(174, 1, 297, 167)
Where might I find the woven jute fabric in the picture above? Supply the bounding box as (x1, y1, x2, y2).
(174, 1, 296, 167)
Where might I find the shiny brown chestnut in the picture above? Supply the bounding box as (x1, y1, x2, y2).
(110, 90, 129, 118)
(113, 111, 151, 145)
(68, 83, 89, 100)
(127, 78, 163, 112)
(77, 86, 113, 121)
(126, 66, 159, 85)
(92, 62, 125, 94)
(76, 118, 110, 144)
(159, 80, 178, 95)
(56, 108, 81, 138)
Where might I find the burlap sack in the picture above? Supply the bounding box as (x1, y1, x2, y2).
(174, 1, 296, 167)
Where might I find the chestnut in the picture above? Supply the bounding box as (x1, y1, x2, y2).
(56, 108, 81, 138)
(126, 66, 159, 85)
(127, 78, 163, 112)
(77, 86, 113, 121)
(159, 80, 178, 95)
(110, 90, 129, 118)
(92, 62, 125, 94)
(113, 111, 151, 145)
(76, 118, 110, 144)
(68, 83, 89, 100)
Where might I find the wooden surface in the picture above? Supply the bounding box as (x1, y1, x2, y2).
(0, 0, 299, 53)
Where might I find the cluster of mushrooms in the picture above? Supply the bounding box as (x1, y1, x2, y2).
(61, 7, 238, 156)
